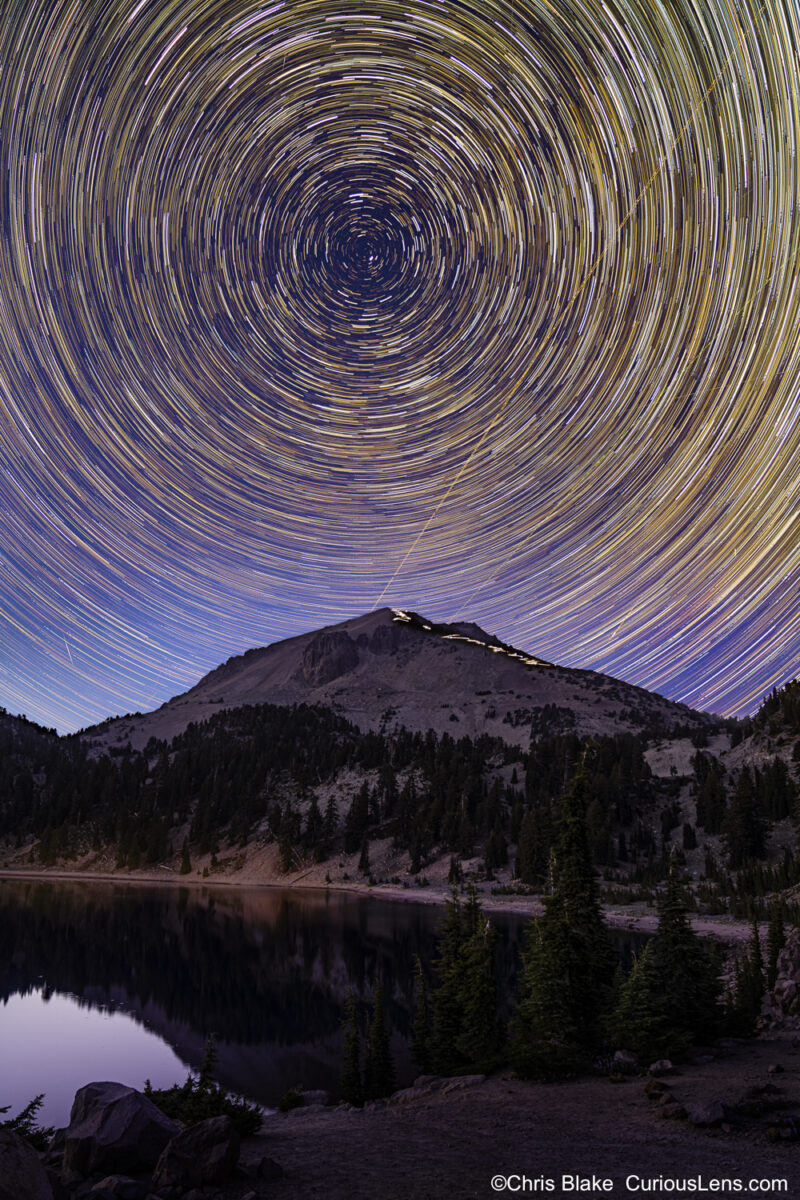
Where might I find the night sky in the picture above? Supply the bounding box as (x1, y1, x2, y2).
(1, 0, 799, 734)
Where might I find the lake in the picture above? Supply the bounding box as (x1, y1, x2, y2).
(0, 878, 535, 1127)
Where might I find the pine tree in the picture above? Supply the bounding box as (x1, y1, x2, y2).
(767, 901, 786, 990)
(724, 768, 765, 867)
(609, 941, 670, 1062)
(430, 890, 467, 1074)
(358, 834, 370, 875)
(428, 886, 502, 1075)
(447, 856, 462, 886)
(304, 794, 322, 850)
(363, 982, 395, 1101)
(344, 783, 370, 854)
(322, 795, 338, 851)
(339, 992, 362, 1106)
(179, 838, 191, 875)
(513, 769, 614, 1077)
(455, 917, 504, 1072)
(730, 919, 766, 1035)
(515, 805, 550, 886)
(512, 898, 583, 1079)
(651, 859, 721, 1049)
(278, 802, 296, 872)
(410, 955, 433, 1074)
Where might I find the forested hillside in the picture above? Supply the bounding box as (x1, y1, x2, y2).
(2, 679, 799, 915)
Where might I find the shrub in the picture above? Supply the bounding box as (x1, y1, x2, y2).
(144, 1037, 261, 1137)
(0, 1094, 55, 1151)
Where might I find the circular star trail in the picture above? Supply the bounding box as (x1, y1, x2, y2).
(1, 0, 800, 730)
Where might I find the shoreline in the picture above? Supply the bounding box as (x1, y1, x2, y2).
(0, 864, 754, 943)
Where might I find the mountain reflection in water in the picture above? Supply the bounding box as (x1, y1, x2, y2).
(1, 879, 645, 1126)
(0, 880, 523, 1122)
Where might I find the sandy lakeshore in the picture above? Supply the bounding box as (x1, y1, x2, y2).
(0, 860, 758, 945)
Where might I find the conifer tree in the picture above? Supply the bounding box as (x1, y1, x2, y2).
(609, 941, 670, 1062)
(427, 886, 502, 1075)
(729, 919, 766, 1036)
(339, 992, 362, 1106)
(651, 858, 721, 1048)
(767, 902, 786, 990)
(179, 838, 191, 875)
(430, 889, 467, 1074)
(358, 834, 370, 875)
(513, 768, 614, 1077)
(455, 916, 504, 1072)
(724, 768, 765, 867)
(447, 856, 462, 886)
(278, 802, 296, 872)
(363, 982, 395, 1101)
(303, 794, 322, 850)
(410, 955, 433, 1074)
(322, 795, 338, 850)
(512, 897, 583, 1079)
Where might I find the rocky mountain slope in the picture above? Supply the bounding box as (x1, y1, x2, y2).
(80, 607, 712, 753)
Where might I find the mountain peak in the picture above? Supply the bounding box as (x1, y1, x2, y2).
(80, 605, 709, 754)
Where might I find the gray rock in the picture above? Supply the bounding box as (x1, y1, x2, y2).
(644, 1078, 669, 1097)
(442, 1075, 485, 1093)
(240, 1155, 284, 1181)
(661, 1103, 687, 1120)
(0, 1129, 55, 1200)
(63, 1083, 180, 1177)
(151, 1115, 240, 1190)
(648, 1059, 676, 1076)
(688, 1099, 728, 1126)
(91, 1177, 149, 1199)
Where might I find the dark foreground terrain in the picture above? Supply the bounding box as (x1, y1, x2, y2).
(232, 1036, 800, 1200)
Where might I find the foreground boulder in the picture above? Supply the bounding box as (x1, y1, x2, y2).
(63, 1082, 180, 1177)
(0, 1129, 55, 1200)
(151, 1115, 240, 1191)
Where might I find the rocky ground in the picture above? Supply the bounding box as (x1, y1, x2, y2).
(7, 1036, 800, 1200)
(243, 1042, 800, 1200)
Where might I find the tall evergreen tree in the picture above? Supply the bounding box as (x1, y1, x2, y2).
(363, 982, 396, 1101)
(358, 834, 370, 876)
(724, 768, 765, 867)
(430, 889, 468, 1074)
(179, 838, 191, 875)
(456, 915, 504, 1072)
(427, 886, 502, 1076)
(767, 902, 786, 990)
(513, 768, 614, 1077)
(512, 898, 583, 1079)
(410, 954, 433, 1074)
(339, 992, 362, 1106)
(609, 941, 670, 1062)
(729, 919, 766, 1036)
(651, 859, 722, 1049)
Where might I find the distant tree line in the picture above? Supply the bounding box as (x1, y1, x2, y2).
(2, 687, 800, 894)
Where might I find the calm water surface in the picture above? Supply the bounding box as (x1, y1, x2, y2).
(1, 879, 534, 1126)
